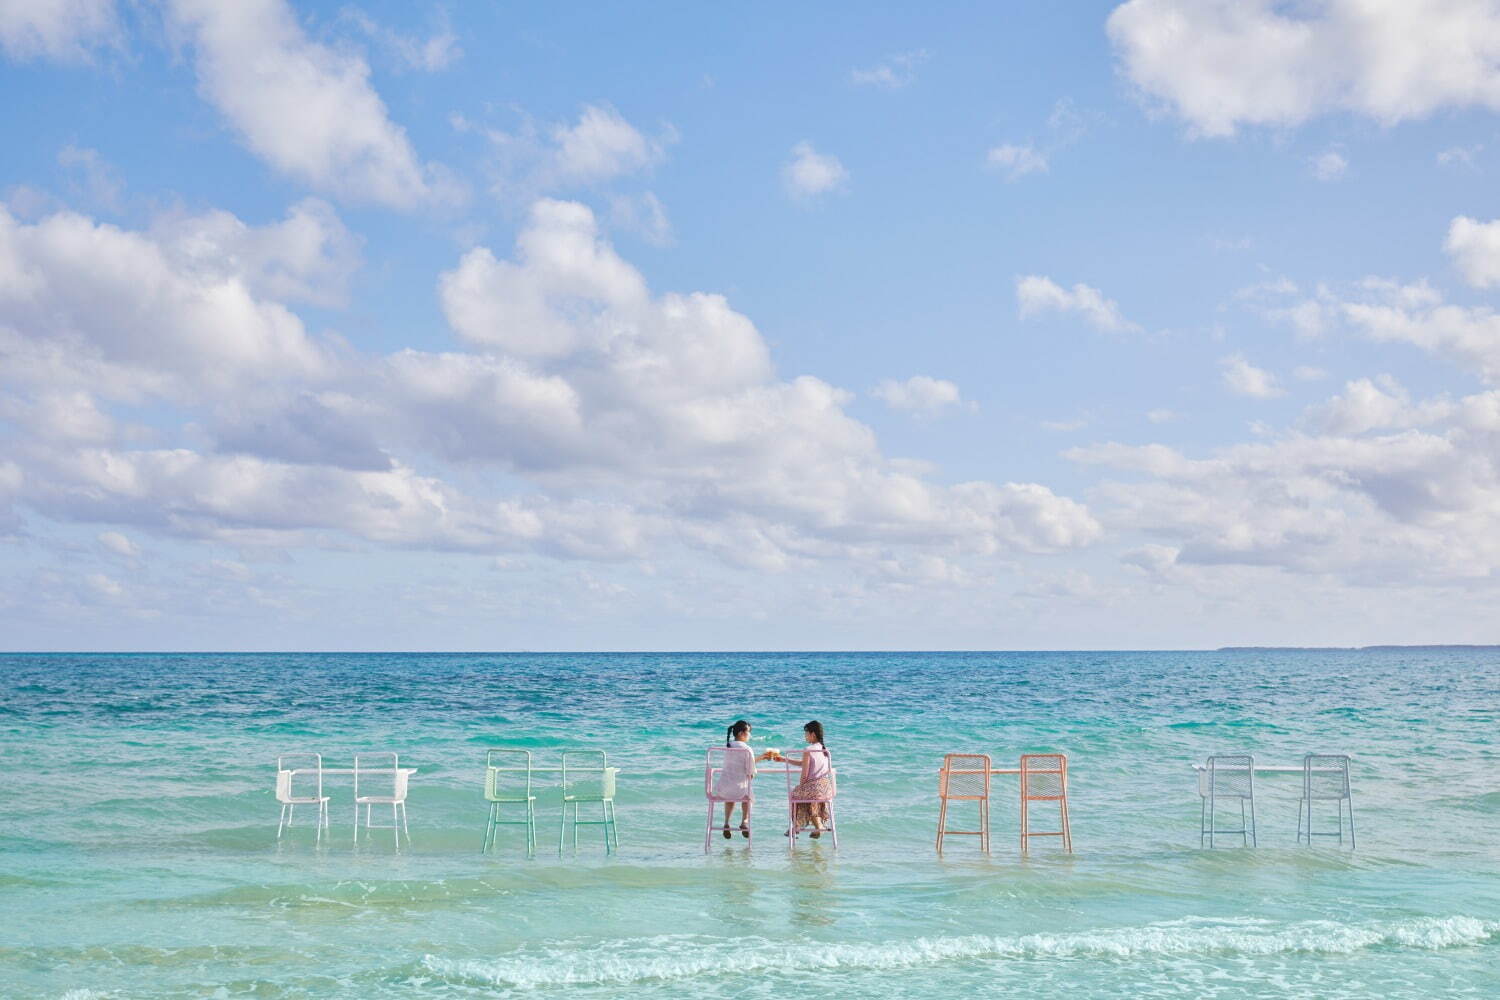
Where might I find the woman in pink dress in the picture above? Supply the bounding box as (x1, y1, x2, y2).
(771, 721, 832, 837)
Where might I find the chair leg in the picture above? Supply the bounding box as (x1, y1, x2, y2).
(277, 803, 287, 839)
(1346, 794, 1355, 849)
(1248, 793, 1256, 848)
(705, 801, 714, 853)
(314, 802, 322, 845)
(401, 802, 409, 844)
(607, 799, 618, 850)
(936, 797, 948, 852)
(1020, 794, 1028, 855)
(1061, 796, 1072, 853)
(528, 801, 537, 856)
(1208, 789, 1216, 849)
(558, 802, 566, 854)
(1240, 799, 1247, 847)
(982, 797, 991, 853)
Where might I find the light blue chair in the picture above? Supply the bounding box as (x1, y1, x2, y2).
(558, 750, 619, 853)
(482, 749, 536, 854)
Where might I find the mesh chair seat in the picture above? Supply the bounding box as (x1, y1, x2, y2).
(937, 753, 991, 852)
(1298, 754, 1354, 848)
(1020, 754, 1072, 854)
(1200, 754, 1256, 848)
(484, 749, 537, 854)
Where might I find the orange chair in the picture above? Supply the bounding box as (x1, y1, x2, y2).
(1019, 753, 1072, 854)
(936, 753, 991, 852)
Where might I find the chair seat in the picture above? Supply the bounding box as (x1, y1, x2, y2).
(279, 796, 329, 805)
(486, 794, 536, 804)
(356, 795, 405, 804)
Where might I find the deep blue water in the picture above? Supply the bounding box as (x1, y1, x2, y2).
(2, 650, 1498, 998)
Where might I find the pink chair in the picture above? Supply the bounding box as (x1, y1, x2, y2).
(703, 746, 755, 851)
(785, 748, 837, 849)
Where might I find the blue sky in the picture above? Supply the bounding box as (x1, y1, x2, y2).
(4, 0, 1500, 650)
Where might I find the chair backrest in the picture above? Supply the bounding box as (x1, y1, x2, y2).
(940, 753, 991, 800)
(485, 748, 533, 801)
(705, 746, 755, 799)
(785, 748, 834, 801)
(1020, 753, 1067, 800)
(1206, 754, 1253, 798)
(1303, 754, 1350, 798)
(561, 750, 615, 799)
(275, 752, 322, 803)
(354, 751, 399, 799)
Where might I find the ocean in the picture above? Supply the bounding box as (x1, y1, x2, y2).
(2, 650, 1497, 998)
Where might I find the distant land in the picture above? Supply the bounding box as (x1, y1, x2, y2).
(1217, 645, 1500, 652)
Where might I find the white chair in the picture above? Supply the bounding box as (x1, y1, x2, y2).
(1199, 754, 1255, 847)
(354, 752, 410, 846)
(1297, 754, 1354, 848)
(275, 753, 329, 842)
(704, 746, 755, 851)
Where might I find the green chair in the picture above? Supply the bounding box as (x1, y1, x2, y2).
(559, 750, 619, 853)
(482, 749, 536, 854)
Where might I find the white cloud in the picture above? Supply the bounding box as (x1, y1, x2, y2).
(871, 376, 968, 416)
(850, 49, 929, 89)
(150, 197, 361, 307)
(477, 104, 674, 197)
(0, 196, 1100, 581)
(1445, 215, 1500, 288)
(1016, 275, 1140, 333)
(1071, 379, 1500, 584)
(1437, 144, 1482, 169)
(986, 144, 1048, 180)
(783, 141, 848, 200)
(609, 192, 673, 246)
(1107, 0, 1500, 136)
(57, 144, 122, 209)
(1146, 408, 1178, 424)
(97, 530, 138, 557)
(343, 7, 460, 72)
(166, 0, 442, 208)
(1311, 150, 1347, 180)
(550, 104, 670, 185)
(0, 204, 333, 403)
(1220, 354, 1284, 398)
(0, 0, 118, 62)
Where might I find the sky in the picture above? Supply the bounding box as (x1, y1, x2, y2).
(4, 0, 1500, 651)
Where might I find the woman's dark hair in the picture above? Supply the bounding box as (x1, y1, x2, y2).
(803, 720, 825, 745)
(726, 719, 751, 746)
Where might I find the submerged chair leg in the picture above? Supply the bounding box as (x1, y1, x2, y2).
(936, 797, 948, 852)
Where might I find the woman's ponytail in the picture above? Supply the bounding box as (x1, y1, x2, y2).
(726, 719, 751, 747)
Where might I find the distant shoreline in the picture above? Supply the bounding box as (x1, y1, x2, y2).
(1216, 644, 1500, 652)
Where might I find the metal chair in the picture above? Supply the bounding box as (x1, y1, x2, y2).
(275, 752, 329, 842)
(785, 748, 837, 849)
(1297, 754, 1354, 848)
(354, 751, 410, 847)
(559, 750, 619, 853)
(936, 753, 991, 852)
(704, 746, 755, 852)
(482, 749, 536, 854)
(1199, 754, 1255, 848)
(1019, 753, 1072, 854)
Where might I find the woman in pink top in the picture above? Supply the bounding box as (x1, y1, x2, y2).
(770, 720, 832, 837)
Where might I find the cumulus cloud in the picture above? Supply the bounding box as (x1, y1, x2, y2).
(986, 144, 1048, 180)
(1107, 0, 1500, 136)
(1071, 379, 1500, 584)
(1446, 215, 1500, 288)
(1016, 275, 1140, 332)
(1311, 150, 1347, 180)
(0, 0, 118, 62)
(97, 530, 138, 557)
(871, 376, 969, 416)
(1438, 144, 1482, 169)
(342, 6, 460, 72)
(783, 141, 848, 200)
(0, 197, 1098, 582)
(1220, 355, 1284, 398)
(474, 104, 674, 198)
(850, 49, 929, 89)
(0, 204, 334, 402)
(166, 0, 443, 208)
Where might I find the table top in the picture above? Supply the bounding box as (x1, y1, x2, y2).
(1194, 773, 1350, 779)
(287, 768, 418, 776)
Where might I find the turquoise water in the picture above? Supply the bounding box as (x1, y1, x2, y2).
(2, 650, 1499, 999)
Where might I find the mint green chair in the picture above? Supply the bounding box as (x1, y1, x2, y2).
(558, 750, 619, 853)
(483, 749, 536, 854)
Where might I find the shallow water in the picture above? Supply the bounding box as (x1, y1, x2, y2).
(2, 650, 1498, 998)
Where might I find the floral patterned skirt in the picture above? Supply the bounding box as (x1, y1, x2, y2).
(790, 776, 832, 827)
